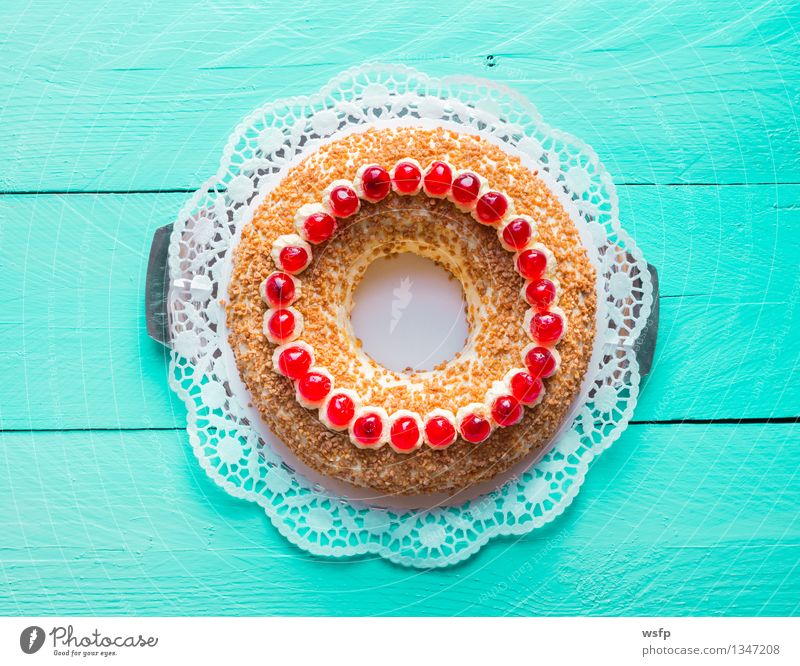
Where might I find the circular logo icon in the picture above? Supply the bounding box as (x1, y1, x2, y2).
(20, 626, 45, 654)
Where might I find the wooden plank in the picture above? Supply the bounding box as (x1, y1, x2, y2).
(0, 0, 798, 191)
(1, 185, 799, 429)
(0, 193, 185, 429)
(1, 423, 797, 615)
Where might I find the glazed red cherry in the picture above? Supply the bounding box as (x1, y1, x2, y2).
(502, 217, 533, 250)
(352, 412, 384, 446)
(475, 191, 508, 224)
(302, 212, 337, 244)
(516, 248, 547, 280)
(392, 161, 422, 194)
(451, 172, 481, 205)
(491, 396, 523, 427)
(277, 346, 312, 379)
(525, 279, 556, 308)
(525, 346, 557, 379)
(297, 371, 332, 403)
(531, 311, 564, 344)
(279, 246, 309, 274)
(425, 416, 456, 448)
(509, 371, 543, 406)
(267, 309, 296, 342)
(325, 393, 356, 428)
(361, 166, 391, 202)
(460, 413, 492, 443)
(423, 161, 453, 196)
(329, 185, 360, 217)
(263, 272, 296, 307)
(390, 416, 421, 451)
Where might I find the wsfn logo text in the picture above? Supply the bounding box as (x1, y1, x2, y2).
(642, 627, 672, 640)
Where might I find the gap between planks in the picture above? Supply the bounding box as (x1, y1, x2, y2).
(3, 183, 800, 196)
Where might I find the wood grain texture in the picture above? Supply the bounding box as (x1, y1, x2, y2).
(1, 424, 797, 616)
(2, 185, 798, 429)
(0, 1, 798, 191)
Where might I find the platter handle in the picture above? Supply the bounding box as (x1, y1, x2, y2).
(145, 223, 174, 347)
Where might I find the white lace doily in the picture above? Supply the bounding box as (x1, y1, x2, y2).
(166, 64, 653, 568)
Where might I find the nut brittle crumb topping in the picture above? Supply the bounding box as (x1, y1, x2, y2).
(227, 126, 596, 495)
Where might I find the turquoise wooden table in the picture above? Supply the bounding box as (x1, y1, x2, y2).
(2, 0, 799, 615)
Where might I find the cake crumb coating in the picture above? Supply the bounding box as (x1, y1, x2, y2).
(227, 126, 596, 495)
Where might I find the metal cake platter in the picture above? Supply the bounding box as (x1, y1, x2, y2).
(146, 221, 659, 375)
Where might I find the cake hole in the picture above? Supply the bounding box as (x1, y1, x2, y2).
(351, 252, 469, 373)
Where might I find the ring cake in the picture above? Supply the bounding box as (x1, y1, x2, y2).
(227, 126, 597, 495)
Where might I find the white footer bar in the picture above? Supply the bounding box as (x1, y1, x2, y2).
(1, 617, 797, 664)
